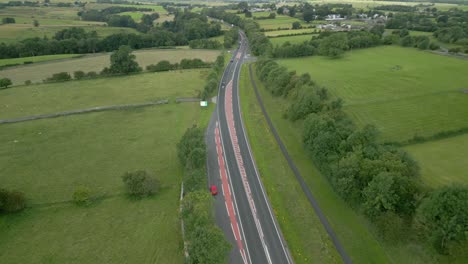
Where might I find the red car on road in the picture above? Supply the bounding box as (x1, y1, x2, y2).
(210, 185, 218, 196)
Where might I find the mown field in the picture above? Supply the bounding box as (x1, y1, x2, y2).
(241, 65, 390, 263)
(239, 66, 341, 264)
(277, 46, 468, 143)
(0, 69, 213, 263)
(405, 134, 468, 188)
(0, 49, 221, 85)
(270, 34, 317, 46)
(252, 15, 309, 30)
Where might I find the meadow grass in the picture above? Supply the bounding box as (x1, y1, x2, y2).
(265, 28, 320, 37)
(0, 69, 209, 119)
(270, 34, 317, 46)
(255, 15, 308, 30)
(0, 69, 214, 263)
(0, 49, 220, 85)
(239, 66, 341, 264)
(405, 134, 468, 188)
(243, 65, 390, 263)
(119, 11, 145, 21)
(0, 54, 80, 66)
(277, 46, 468, 142)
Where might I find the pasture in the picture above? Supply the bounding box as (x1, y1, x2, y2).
(0, 69, 208, 119)
(265, 28, 319, 37)
(254, 15, 308, 30)
(405, 134, 468, 188)
(0, 69, 213, 263)
(240, 65, 390, 263)
(270, 34, 317, 46)
(277, 46, 468, 143)
(0, 49, 221, 85)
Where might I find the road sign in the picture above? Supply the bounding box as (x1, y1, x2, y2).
(200, 101, 208, 107)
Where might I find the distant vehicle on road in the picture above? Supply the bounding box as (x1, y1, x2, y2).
(210, 185, 218, 196)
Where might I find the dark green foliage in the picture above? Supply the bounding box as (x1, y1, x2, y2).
(286, 86, 323, 121)
(223, 27, 239, 49)
(121, 170, 159, 197)
(0, 189, 26, 213)
(74, 71, 86, 80)
(181, 191, 231, 264)
(141, 13, 159, 26)
(0, 78, 12, 88)
(319, 33, 349, 58)
(24, 80, 32, 85)
(177, 126, 206, 169)
(418, 186, 468, 254)
(189, 39, 222, 49)
(292, 21, 301, 29)
(54, 27, 97, 41)
(201, 54, 224, 99)
(108, 45, 141, 74)
(146, 60, 174, 72)
(33, 20, 39, 27)
(44, 72, 72, 83)
(2, 17, 15, 24)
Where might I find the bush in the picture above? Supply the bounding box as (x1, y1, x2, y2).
(86, 71, 98, 78)
(448, 47, 461, 53)
(146, 60, 174, 72)
(45, 72, 72, 82)
(0, 189, 26, 213)
(122, 170, 159, 197)
(2, 17, 15, 24)
(429, 42, 440, 50)
(72, 186, 92, 205)
(74, 70, 86, 80)
(24, 80, 32, 85)
(0, 78, 13, 88)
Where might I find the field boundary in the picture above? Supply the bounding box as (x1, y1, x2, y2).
(247, 64, 352, 264)
(0, 100, 168, 125)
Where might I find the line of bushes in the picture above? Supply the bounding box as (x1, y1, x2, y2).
(177, 127, 231, 264)
(147, 58, 212, 72)
(200, 54, 225, 100)
(255, 58, 468, 254)
(391, 126, 468, 146)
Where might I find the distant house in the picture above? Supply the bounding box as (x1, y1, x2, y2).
(325, 14, 345, 21)
(357, 13, 368, 19)
(250, 8, 271, 13)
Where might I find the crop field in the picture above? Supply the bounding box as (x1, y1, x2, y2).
(241, 65, 390, 263)
(0, 69, 213, 263)
(0, 69, 208, 119)
(405, 134, 468, 188)
(270, 34, 318, 46)
(264, 28, 320, 37)
(0, 54, 81, 67)
(0, 49, 221, 85)
(277, 46, 468, 143)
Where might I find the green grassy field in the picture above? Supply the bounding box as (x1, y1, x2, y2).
(0, 49, 220, 85)
(0, 54, 81, 67)
(118, 11, 145, 21)
(242, 65, 390, 263)
(405, 134, 468, 188)
(265, 28, 320, 37)
(270, 34, 317, 46)
(0, 69, 213, 263)
(86, 3, 166, 13)
(308, 0, 468, 11)
(0, 69, 208, 119)
(254, 15, 308, 30)
(239, 66, 341, 264)
(277, 46, 468, 143)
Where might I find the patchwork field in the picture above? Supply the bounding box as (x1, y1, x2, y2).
(405, 134, 468, 188)
(270, 34, 317, 46)
(253, 15, 309, 30)
(277, 46, 468, 143)
(0, 49, 220, 85)
(0, 69, 212, 263)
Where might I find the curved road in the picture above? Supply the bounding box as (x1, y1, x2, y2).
(206, 32, 294, 264)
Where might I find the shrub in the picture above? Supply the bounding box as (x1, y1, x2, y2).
(448, 47, 461, 53)
(122, 170, 159, 197)
(24, 80, 32, 85)
(72, 186, 92, 205)
(146, 60, 174, 72)
(429, 42, 440, 50)
(74, 70, 86, 80)
(2, 17, 15, 24)
(86, 71, 98, 78)
(45, 72, 71, 82)
(0, 78, 13, 88)
(0, 189, 26, 213)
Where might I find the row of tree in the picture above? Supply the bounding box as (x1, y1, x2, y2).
(177, 127, 231, 264)
(255, 57, 468, 254)
(201, 54, 225, 100)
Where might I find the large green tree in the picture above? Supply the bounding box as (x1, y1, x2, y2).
(318, 33, 349, 58)
(417, 186, 468, 254)
(108, 45, 141, 74)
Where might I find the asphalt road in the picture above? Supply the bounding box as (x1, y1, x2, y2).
(206, 32, 293, 264)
